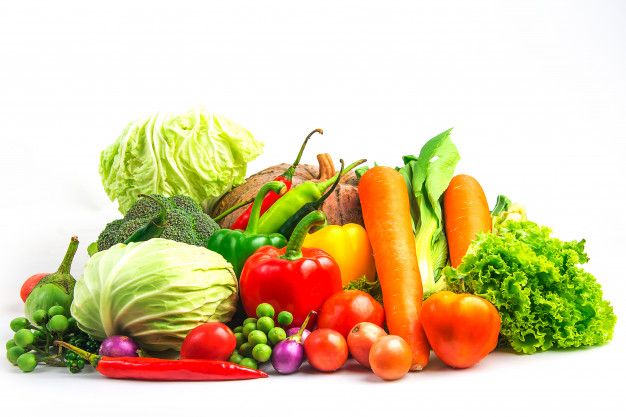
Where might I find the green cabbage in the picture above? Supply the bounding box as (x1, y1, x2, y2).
(100, 108, 264, 214)
(71, 238, 238, 352)
(445, 219, 616, 354)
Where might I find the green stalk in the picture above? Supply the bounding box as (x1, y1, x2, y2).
(283, 129, 323, 180)
(123, 195, 168, 244)
(314, 159, 366, 191)
(415, 218, 447, 298)
(56, 236, 79, 274)
(54, 341, 100, 367)
(246, 181, 286, 234)
(282, 211, 326, 260)
(213, 197, 255, 221)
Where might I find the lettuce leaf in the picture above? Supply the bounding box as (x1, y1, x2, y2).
(445, 219, 616, 354)
(99, 108, 263, 214)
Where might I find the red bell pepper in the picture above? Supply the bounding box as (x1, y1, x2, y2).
(239, 210, 342, 326)
(229, 129, 322, 230)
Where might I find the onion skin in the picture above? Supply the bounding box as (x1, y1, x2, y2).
(99, 336, 140, 357)
(271, 339, 304, 375)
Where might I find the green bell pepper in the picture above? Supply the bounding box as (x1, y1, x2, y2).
(207, 181, 288, 276)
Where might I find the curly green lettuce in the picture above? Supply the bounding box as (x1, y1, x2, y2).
(445, 219, 616, 354)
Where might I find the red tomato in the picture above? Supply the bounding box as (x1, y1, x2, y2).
(317, 290, 384, 338)
(304, 329, 348, 372)
(369, 335, 412, 381)
(347, 322, 387, 368)
(180, 322, 236, 361)
(20, 273, 47, 302)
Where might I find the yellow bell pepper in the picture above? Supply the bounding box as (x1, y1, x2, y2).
(302, 223, 375, 286)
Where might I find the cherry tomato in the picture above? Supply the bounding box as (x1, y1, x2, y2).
(20, 273, 47, 302)
(180, 322, 236, 361)
(318, 290, 384, 338)
(347, 322, 387, 368)
(369, 335, 412, 381)
(304, 328, 348, 372)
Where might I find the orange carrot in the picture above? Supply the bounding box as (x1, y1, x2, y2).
(443, 174, 492, 268)
(358, 166, 430, 371)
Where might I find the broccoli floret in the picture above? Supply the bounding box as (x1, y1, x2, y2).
(96, 195, 220, 251)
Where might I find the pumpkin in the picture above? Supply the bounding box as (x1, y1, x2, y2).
(210, 154, 363, 228)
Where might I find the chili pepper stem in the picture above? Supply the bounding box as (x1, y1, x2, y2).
(123, 194, 168, 244)
(54, 341, 100, 367)
(246, 181, 287, 234)
(57, 236, 79, 274)
(317, 159, 344, 203)
(213, 196, 255, 221)
(282, 211, 327, 260)
(315, 159, 366, 190)
(283, 128, 323, 180)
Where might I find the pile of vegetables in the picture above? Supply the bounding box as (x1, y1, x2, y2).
(4, 109, 617, 383)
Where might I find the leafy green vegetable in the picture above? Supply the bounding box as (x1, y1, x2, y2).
(399, 129, 459, 297)
(445, 218, 616, 354)
(96, 194, 219, 252)
(71, 238, 238, 353)
(344, 276, 383, 305)
(99, 108, 264, 214)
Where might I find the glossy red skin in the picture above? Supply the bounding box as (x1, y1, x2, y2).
(347, 322, 387, 368)
(230, 177, 292, 230)
(20, 273, 47, 302)
(95, 357, 267, 381)
(180, 323, 237, 361)
(304, 329, 348, 372)
(240, 246, 342, 327)
(318, 290, 385, 338)
(421, 291, 501, 369)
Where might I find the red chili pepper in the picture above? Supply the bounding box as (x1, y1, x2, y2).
(55, 341, 267, 381)
(229, 129, 323, 230)
(239, 210, 343, 327)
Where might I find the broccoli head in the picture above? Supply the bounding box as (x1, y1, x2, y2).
(96, 194, 220, 251)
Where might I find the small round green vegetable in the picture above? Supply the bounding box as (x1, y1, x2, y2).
(32, 310, 47, 325)
(17, 353, 37, 372)
(277, 311, 293, 327)
(6, 339, 16, 350)
(257, 316, 275, 334)
(47, 315, 69, 333)
(75, 359, 85, 370)
(243, 317, 258, 326)
(32, 330, 43, 341)
(7, 346, 25, 365)
(256, 303, 275, 318)
(242, 322, 257, 337)
(267, 327, 287, 346)
(239, 357, 258, 370)
(239, 342, 253, 357)
(47, 305, 65, 318)
(10, 317, 29, 332)
(229, 351, 244, 364)
(251, 343, 272, 363)
(13, 329, 35, 348)
(235, 332, 245, 348)
(67, 317, 77, 329)
(248, 330, 267, 346)
(233, 326, 244, 333)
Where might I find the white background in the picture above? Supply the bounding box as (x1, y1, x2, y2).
(1, 1, 625, 416)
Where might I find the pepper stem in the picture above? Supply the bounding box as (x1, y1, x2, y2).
(123, 195, 168, 244)
(315, 159, 366, 191)
(213, 196, 255, 221)
(283, 128, 323, 180)
(246, 181, 286, 234)
(317, 159, 344, 204)
(54, 341, 100, 367)
(57, 236, 79, 274)
(282, 211, 327, 260)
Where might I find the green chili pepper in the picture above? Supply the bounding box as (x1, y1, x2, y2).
(277, 159, 345, 239)
(256, 159, 366, 234)
(206, 181, 288, 276)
